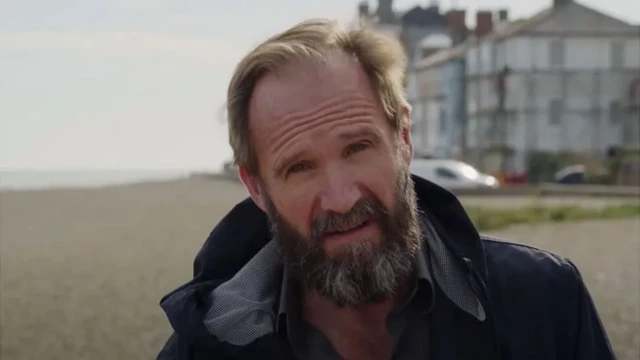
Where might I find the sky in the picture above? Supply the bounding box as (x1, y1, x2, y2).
(1, 0, 638, 171)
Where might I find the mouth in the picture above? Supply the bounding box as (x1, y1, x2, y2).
(320, 218, 380, 254)
(326, 219, 373, 237)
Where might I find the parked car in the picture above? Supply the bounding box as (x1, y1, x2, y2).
(409, 159, 499, 190)
(554, 164, 586, 184)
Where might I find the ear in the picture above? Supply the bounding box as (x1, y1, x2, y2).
(238, 166, 266, 212)
(399, 106, 413, 165)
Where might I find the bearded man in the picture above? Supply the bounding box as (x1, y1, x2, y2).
(157, 19, 615, 360)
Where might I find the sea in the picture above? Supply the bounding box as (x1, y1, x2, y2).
(0, 170, 199, 191)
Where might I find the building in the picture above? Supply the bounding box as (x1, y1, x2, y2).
(414, 0, 640, 174)
(411, 9, 475, 158)
(356, 1, 464, 156)
(412, 42, 467, 157)
(356, 0, 449, 61)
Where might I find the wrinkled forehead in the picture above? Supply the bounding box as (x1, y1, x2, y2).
(247, 49, 381, 134)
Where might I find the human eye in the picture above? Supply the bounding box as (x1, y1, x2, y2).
(286, 162, 312, 176)
(345, 141, 371, 156)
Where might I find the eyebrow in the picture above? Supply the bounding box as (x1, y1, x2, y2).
(337, 127, 382, 141)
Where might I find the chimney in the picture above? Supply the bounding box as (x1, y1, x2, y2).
(377, 0, 394, 23)
(553, 0, 571, 7)
(475, 11, 493, 37)
(445, 10, 466, 29)
(497, 9, 508, 22)
(358, 1, 370, 17)
(445, 10, 468, 44)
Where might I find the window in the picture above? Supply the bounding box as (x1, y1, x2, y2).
(436, 167, 458, 179)
(549, 39, 564, 68)
(609, 100, 622, 124)
(439, 108, 447, 134)
(549, 99, 563, 125)
(610, 41, 624, 69)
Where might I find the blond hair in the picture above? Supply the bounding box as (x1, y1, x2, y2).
(227, 18, 409, 175)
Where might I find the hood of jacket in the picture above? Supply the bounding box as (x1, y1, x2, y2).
(159, 174, 486, 349)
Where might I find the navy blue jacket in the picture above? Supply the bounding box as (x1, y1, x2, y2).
(157, 175, 616, 359)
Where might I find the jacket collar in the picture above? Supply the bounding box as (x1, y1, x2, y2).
(411, 175, 487, 278)
(159, 175, 486, 348)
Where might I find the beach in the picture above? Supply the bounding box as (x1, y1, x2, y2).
(0, 177, 638, 360)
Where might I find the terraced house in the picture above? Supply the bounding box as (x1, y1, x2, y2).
(413, 0, 640, 175)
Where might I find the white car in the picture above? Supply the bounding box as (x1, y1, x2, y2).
(409, 159, 499, 190)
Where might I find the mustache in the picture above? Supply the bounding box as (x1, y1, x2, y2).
(309, 196, 388, 241)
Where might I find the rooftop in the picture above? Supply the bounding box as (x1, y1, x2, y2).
(414, 0, 638, 71)
(413, 9, 552, 71)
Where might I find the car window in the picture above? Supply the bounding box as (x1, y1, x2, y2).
(436, 167, 458, 179)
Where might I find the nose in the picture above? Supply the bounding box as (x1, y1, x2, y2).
(319, 165, 362, 214)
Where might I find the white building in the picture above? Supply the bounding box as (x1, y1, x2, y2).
(355, 1, 457, 158)
(412, 40, 467, 158)
(409, 33, 461, 157)
(417, 0, 640, 174)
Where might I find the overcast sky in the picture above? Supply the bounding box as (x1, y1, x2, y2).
(1, 0, 638, 171)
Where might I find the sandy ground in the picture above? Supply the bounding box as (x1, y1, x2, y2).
(0, 178, 638, 360)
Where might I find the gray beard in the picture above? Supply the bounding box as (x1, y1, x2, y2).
(263, 167, 422, 307)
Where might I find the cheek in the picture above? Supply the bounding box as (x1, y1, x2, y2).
(349, 154, 399, 208)
(271, 185, 316, 235)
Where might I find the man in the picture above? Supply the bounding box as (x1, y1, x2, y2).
(158, 19, 615, 360)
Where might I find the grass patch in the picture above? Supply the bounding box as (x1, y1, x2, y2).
(466, 204, 640, 232)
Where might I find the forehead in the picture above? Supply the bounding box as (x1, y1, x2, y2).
(247, 50, 383, 137)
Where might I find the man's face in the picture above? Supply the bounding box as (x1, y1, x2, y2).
(241, 50, 421, 306)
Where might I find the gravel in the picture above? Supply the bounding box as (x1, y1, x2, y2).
(0, 179, 638, 359)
